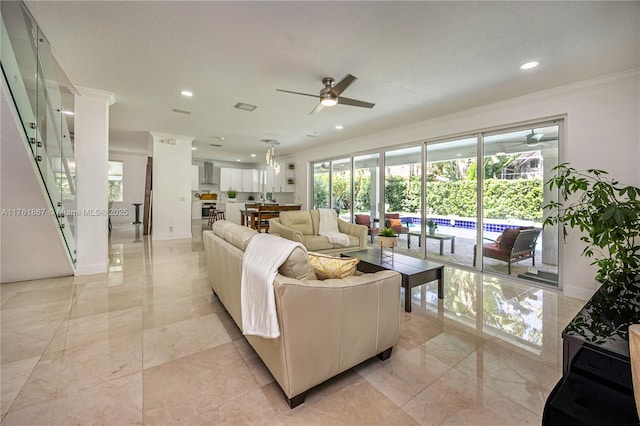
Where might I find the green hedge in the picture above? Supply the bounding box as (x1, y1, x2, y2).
(425, 179, 543, 221)
(319, 172, 543, 221)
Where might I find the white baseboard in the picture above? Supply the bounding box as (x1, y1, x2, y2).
(563, 284, 595, 301)
(74, 263, 108, 276)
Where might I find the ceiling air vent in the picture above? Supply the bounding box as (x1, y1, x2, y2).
(234, 102, 257, 112)
(172, 108, 191, 115)
(210, 143, 222, 147)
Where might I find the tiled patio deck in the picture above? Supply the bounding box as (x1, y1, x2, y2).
(367, 225, 558, 287)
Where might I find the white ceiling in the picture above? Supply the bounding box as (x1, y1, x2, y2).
(24, 1, 639, 162)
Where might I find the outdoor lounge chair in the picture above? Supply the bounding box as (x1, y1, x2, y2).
(355, 214, 379, 243)
(384, 213, 410, 235)
(474, 227, 541, 274)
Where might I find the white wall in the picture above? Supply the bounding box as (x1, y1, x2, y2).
(151, 133, 193, 240)
(1, 87, 74, 282)
(108, 152, 147, 224)
(291, 69, 640, 300)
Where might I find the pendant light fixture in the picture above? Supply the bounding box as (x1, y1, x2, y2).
(263, 140, 281, 175)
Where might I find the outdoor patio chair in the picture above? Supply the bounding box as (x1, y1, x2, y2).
(355, 214, 379, 243)
(474, 227, 541, 274)
(384, 213, 410, 235)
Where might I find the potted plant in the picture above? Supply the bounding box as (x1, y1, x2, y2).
(378, 227, 398, 249)
(427, 219, 438, 235)
(543, 163, 640, 286)
(226, 189, 237, 201)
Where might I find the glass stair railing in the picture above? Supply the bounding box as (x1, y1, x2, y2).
(1, 0, 77, 265)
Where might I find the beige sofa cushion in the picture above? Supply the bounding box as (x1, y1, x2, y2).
(278, 246, 317, 281)
(280, 211, 313, 235)
(212, 220, 235, 238)
(302, 235, 334, 251)
(212, 220, 257, 251)
(309, 210, 321, 235)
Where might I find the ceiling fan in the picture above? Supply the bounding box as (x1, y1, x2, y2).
(514, 130, 558, 147)
(276, 74, 375, 115)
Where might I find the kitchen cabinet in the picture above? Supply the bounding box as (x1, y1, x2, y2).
(220, 167, 259, 192)
(220, 168, 240, 192)
(265, 166, 275, 193)
(191, 201, 202, 220)
(223, 202, 245, 225)
(265, 162, 295, 193)
(191, 165, 199, 190)
(242, 169, 259, 192)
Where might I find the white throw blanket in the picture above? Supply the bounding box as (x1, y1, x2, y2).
(241, 233, 305, 338)
(318, 208, 350, 246)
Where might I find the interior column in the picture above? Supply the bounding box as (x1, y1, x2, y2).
(74, 87, 115, 275)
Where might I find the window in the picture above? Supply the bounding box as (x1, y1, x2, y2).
(312, 161, 330, 209)
(108, 161, 123, 202)
(309, 119, 561, 288)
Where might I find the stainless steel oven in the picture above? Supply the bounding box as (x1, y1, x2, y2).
(201, 202, 217, 217)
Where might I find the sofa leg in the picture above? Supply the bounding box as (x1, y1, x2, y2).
(286, 392, 306, 409)
(376, 347, 393, 361)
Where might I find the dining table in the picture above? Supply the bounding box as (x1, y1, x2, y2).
(240, 204, 301, 231)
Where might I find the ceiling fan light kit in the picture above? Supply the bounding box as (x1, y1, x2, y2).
(320, 97, 338, 107)
(276, 74, 375, 114)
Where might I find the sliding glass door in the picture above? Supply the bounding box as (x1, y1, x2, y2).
(353, 153, 380, 226)
(383, 146, 422, 249)
(312, 161, 330, 209)
(331, 158, 352, 221)
(482, 124, 559, 284)
(424, 137, 478, 267)
(309, 119, 561, 288)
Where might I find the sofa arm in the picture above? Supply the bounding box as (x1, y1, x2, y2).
(338, 220, 368, 249)
(269, 219, 304, 244)
(272, 270, 401, 398)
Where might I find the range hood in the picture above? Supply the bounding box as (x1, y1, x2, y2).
(202, 161, 215, 184)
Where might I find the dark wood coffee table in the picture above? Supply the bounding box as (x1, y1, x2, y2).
(342, 249, 444, 313)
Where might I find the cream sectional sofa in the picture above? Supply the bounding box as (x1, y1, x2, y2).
(268, 209, 367, 255)
(203, 220, 401, 408)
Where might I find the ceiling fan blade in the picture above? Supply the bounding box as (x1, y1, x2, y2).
(276, 88, 318, 98)
(539, 136, 558, 142)
(330, 74, 357, 97)
(337, 96, 375, 109)
(309, 102, 324, 115)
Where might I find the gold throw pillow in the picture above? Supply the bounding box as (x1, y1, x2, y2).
(307, 252, 359, 280)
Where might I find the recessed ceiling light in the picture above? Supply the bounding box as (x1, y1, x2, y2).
(520, 60, 540, 70)
(191, 147, 197, 151)
(335, 125, 343, 130)
(180, 90, 193, 97)
(61, 110, 74, 116)
(251, 154, 256, 157)
(236, 159, 241, 162)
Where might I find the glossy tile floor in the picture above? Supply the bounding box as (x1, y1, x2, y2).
(1, 223, 585, 425)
